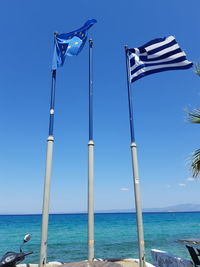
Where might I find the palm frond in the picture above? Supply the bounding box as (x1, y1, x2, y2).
(187, 109, 200, 124)
(194, 63, 200, 76)
(191, 149, 200, 178)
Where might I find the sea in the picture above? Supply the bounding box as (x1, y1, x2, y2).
(0, 212, 200, 264)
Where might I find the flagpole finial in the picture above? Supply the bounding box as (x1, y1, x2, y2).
(54, 32, 58, 37)
(89, 39, 93, 47)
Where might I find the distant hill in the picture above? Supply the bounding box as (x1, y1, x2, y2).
(1, 203, 200, 215)
(146, 203, 200, 212)
(95, 203, 200, 213)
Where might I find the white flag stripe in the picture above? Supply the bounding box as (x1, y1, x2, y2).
(131, 60, 191, 79)
(129, 52, 146, 60)
(148, 44, 180, 59)
(145, 36, 175, 52)
(130, 52, 186, 72)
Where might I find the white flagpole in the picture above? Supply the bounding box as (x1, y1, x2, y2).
(124, 46, 146, 267)
(88, 39, 94, 261)
(39, 66, 56, 267)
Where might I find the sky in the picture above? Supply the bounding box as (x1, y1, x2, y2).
(0, 0, 200, 214)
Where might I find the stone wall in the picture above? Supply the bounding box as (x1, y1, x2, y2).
(151, 249, 193, 267)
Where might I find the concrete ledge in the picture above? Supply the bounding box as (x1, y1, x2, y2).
(151, 249, 193, 267)
(17, 259, 154, 267)
(103, 258, 154, 267)
(17, 262, 63, 267)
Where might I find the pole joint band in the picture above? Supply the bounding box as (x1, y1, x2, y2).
(88, 140, 94, 146)
(130, 142, 137, 148)
(47, 136, 54, 142)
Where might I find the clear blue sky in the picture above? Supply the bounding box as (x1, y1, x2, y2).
(0, 0, 200, 214)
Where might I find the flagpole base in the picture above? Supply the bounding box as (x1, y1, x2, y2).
(130, 142, 145, 267)
(39, 135, 54, 267)
(88, 140, 94, 261)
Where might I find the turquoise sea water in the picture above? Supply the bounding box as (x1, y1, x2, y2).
(0, 212, 200, 264)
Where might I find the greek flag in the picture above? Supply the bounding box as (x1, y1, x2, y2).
(128, 36, 193, 83)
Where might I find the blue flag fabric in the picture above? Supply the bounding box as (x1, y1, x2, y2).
(128, 36, 193, 83)
(52, 19, 97, 70)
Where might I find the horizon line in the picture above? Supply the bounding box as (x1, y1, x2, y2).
(1, 210, 200, 216)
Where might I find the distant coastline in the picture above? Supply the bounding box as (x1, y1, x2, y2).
(1, 211, 200, 216)
(1, 203, 200, 215)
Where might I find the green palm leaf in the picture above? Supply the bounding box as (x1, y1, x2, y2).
(187, 64, 200, 178)
(194, 63, 200, 76)
(187, 109, 200, 124)
(191, 149, 200, 178)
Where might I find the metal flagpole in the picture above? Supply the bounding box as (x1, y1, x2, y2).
(124, 46, 146, 267)
(88, 39, 94, 261)
(39, 61, 57, 267)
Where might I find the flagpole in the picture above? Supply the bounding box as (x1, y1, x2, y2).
(124, 46, 145, 267)
(39, 39, 57, 267)
(88, 39, 94, 262)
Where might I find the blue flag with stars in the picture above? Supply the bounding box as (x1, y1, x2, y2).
(52, 19, 97, 70)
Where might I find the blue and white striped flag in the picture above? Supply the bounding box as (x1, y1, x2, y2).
(128, 36, 193, 83)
